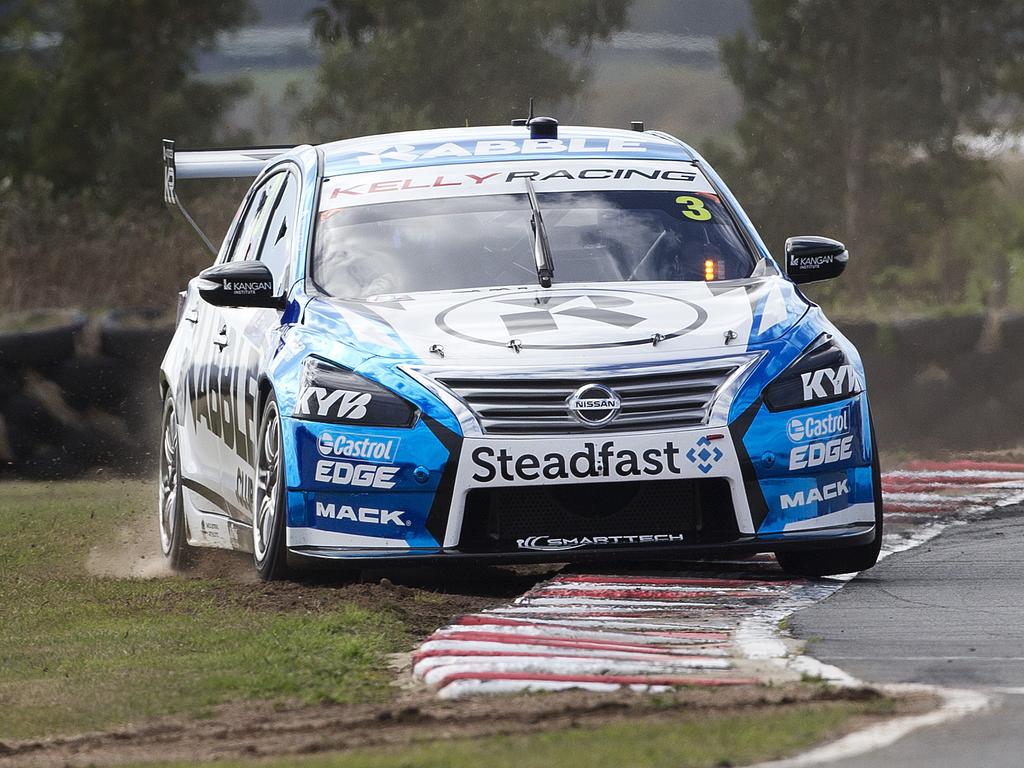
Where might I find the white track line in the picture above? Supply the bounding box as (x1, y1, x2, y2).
(752, 685, 991, 768)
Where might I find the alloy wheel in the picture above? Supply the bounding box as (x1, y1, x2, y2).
(158, 399, 180, 556)
(253, 401, 281, 563)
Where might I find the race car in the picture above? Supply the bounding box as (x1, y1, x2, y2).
(157, 117, 881, 580)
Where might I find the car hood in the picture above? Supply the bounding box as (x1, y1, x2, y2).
(308, 278, 808, 366)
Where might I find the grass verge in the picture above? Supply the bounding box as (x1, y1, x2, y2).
(0, 480, 408, 739)
(131, 699, 895, 768)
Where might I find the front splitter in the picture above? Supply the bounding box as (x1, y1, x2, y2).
(287, 523, 876, 566)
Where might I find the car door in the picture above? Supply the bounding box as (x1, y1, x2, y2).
(175, 266, 228, 521)
(180, 172, 284, 522)
(217, 169, 295, 522)
(176, 188, 264, 517)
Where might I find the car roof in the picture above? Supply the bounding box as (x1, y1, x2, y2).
(319, 125, 695, 177)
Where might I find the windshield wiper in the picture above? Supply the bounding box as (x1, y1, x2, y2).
(524, 179, 554, 288)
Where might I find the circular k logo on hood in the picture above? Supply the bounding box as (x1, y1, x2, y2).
(435, 288, 708, 349)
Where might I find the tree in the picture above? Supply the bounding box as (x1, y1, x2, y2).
(0, 0, 250, 206)
(715, 0, 1024, 305)
(0, 2, 55, 178)
(302, 0, 630, 140)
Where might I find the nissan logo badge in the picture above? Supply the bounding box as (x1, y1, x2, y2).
(567, 383, 621, 427)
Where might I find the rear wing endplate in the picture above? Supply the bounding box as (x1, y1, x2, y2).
(162, 138, 295, 255)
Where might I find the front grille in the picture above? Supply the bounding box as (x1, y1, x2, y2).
(436, 361, 743, 435)
(459, 478, 736, 552)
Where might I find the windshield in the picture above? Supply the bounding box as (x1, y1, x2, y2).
(314, 183, 756, 299)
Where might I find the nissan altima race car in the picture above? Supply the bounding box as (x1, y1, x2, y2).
(157, 117, 881, 580)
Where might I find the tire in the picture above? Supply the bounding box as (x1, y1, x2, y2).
(51, 355, 131, 409)
(0, 365, 24, 402)
(253, 397, 293, 581)
(775, 420, 883, 578)
(0, 309, 87, 368)
(99, 307, 176, 362)
(158, 394, 192, 570)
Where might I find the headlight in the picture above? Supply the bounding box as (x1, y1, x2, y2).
(762, 335, 864, 411)
(294, 358, 419, 427)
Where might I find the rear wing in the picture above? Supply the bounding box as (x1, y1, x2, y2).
(162, 138, 295, 255)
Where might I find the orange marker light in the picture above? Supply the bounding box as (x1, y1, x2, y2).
(704, 259, 716, 281)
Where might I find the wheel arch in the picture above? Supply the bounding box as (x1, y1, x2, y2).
(252, 375, 292, 580)
(257, 374, 275, 418)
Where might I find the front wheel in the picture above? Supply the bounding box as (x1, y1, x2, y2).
(774, 523, 881, 577)
(253, 396, 292, 581)
(158, 394, 191, 570)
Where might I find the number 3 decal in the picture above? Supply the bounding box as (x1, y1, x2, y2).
(676, 195, 712, 221)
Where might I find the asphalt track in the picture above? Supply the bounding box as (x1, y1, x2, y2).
(791, 501, 1024, 767)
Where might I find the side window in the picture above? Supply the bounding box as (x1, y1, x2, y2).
(225, 173, 285, 263)
(256, 173, 298, 291)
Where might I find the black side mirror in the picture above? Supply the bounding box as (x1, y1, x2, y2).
(785, 236, 848, 284)
(198, 261, 285, 309)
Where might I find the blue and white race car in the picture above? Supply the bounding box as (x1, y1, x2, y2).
(157, 117, 881, 580)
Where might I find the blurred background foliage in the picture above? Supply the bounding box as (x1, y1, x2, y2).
(0, 0, 252, 204)
(301, 0, 629, 137)
(712, 0, 1024, 314)
(2, 0, 1024, 317)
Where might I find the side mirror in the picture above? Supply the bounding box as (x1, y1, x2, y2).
(785, 236, 848, 284)
(198, 261, 286, 309)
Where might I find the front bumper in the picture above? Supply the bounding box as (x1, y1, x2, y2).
(288, 524, 877, 565)
(279, 392, 878, 562)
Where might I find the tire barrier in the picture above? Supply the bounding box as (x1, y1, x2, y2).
(0, 308, 1021, 478)
(100, 307, 176, 361)
(0, 309, 87, 368)
(843, 312, 1024, 453)
(0, 307, 174, 478)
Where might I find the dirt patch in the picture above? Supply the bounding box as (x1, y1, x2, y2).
(0, 684, 935, 768)
(85, 505, 563, 636)
(139, 562, 564, 639)
(80, 505, 570, 715)
(85, 505, 257, 582)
